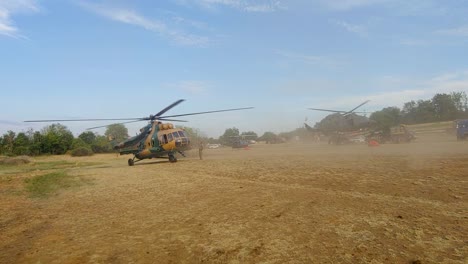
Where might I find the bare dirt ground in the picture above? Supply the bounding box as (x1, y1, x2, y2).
(1, 135, 467, 264)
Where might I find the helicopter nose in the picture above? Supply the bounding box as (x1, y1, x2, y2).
(175, 137, 190, 147)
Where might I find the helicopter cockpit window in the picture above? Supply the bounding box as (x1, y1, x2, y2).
(162, 135, 168, 144)
(172, 132, 180, 138)
(178, 131, 187, 138)
(167, 133, 173, 142)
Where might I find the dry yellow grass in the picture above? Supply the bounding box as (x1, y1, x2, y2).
(0, 137, 467, 264)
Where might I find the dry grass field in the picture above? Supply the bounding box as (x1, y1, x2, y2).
(1, 135, 467, 264)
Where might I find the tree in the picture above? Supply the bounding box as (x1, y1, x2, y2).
(370, 107, 401, 133)
(259, 131, 277, 143)
(219, 127, 240, 146)
(414, 99, 435, 123)
(432, 93, 457, 121)
(41, 124, 74, 155)
(105, 124, 129, 142)
(401, 100, 417, 124)
(455, 91, 468, 118)
(70, 137, 94, 156)
(0, 135, 5, 155)
(450, 91, 468, 114)
(29, 131, 44, 156)
(13, 132, 31, 155)
(91, 135, 112, 153)
(71, 138, 89, 150)
(240, 131, 258, 140)
(78, 131, 97, 145)
(1, 131, 16, 155)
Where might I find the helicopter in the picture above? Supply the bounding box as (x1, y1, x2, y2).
(25, 99, 254, 166)
(308, 100, 371, 118)
(307, 100, 372, 130)
(305, 100, 374, 144)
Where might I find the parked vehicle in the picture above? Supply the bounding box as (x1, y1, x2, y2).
(389, 124, 415, 143)
(365, 125, 415, 144)
(349, 135, 366, 143)
(328, 130, 369, 145)
(455, 119, 468, 140)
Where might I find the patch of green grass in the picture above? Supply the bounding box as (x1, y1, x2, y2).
(0, 160, 101, 175)
(24, 171, 89, 198)
(34, 160, 100, 170)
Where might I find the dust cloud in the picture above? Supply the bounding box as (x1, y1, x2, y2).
(1, 131, 467, 263)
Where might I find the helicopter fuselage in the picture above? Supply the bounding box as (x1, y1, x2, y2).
(114, 121, 191, 161)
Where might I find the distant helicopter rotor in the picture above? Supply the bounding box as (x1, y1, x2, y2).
(308, 100, 370, 117)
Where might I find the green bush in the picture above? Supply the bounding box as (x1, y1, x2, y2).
(71, 138, 89, 149)
(13, 146, 31, 156)
(24, 171, 85, 198)
(70, 147, 93, 157)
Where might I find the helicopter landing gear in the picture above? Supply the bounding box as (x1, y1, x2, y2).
(128, 158, 135, 166)
(168, 154, 178, 163)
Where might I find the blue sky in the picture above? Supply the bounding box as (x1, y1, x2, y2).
(1, 0, 468, 137)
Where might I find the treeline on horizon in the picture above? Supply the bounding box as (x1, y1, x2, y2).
(0, 123, 274, 157)
(314, 91, 468, 133)
(372, 91, 468, 124)
(1, 91, 467, 157)
(0, 123, 129, 157)
(0, 121, 263, 157)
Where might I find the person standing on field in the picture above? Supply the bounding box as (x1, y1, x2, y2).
(198, 141, 204, 160)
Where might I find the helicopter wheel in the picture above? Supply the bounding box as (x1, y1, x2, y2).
(128, 159, 135, 166)
(168, 155, 177, 163)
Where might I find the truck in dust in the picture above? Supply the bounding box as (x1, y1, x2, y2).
(328, 130, 369, 145)
(365, 124, 415, 144)
(388, 124, 416, 143)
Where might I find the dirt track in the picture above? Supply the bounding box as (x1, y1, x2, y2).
(1, 138, 467, 263)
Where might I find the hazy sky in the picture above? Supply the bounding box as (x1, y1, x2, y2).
(1, 0, 468, 137)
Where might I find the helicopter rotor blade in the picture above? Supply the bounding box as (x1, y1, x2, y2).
(344, 100, 370, 115)
(308, 100, 370, 116)
(160, 107, 254, 118)
(85, 119, 145, 130)
(24, 118, 143, 123)
(84, 117, 188, 130)
(307, 108, 346, 113)
(25, 100, 251, 129)
(151, 99, 186, 119)
(157, 118, 188, 122)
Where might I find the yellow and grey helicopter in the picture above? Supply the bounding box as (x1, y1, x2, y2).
(25, 99, 253, 166)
